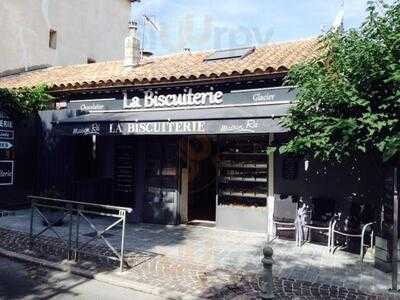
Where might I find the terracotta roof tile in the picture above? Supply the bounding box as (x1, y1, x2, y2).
(0, 38, 318, 91)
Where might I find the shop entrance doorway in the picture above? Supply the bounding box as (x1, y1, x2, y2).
(187, 136, 217, 223)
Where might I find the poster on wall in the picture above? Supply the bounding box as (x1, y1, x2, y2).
(0, 160, 14, 186)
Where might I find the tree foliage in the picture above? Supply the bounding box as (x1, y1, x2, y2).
(0, 85, 52, 120)
(280, 0, 400, 163)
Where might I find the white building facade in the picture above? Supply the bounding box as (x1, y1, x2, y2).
(0, 0, 131, 75)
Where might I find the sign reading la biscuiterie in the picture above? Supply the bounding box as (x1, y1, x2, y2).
(67, 86, 297, 112)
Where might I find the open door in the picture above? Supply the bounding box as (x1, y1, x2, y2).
(187, 136, 217, 223)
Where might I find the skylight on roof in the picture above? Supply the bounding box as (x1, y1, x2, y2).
(204, 46, 255, 62)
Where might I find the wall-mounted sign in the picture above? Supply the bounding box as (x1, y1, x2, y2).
(0, 141, 13, 149)
(67, 86, 296, 112)
(0, 117, 13, 129)
(61, 118, 286, 136)
(0, 130, 14, 140)
(0, 160, 14, 185)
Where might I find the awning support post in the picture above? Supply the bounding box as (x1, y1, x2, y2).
(267, 133, 275, 240)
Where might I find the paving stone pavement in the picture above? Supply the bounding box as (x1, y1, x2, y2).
(0, 229, 394, 299)
(1, 254, 389, 300)
(0, 210, 398, 299)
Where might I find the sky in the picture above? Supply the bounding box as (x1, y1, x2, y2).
(131, 0, 378, 56)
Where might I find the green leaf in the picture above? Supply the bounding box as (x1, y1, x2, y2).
(0, 85, 51, 120)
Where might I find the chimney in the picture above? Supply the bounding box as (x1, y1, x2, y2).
(124, 20, 141, 68)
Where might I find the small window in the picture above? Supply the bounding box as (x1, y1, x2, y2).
(204, 46, 255, 62)
(87, 57, 96, 64)
(49, 29, 57, 49)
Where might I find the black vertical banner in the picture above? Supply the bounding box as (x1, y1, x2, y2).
(0, 110, 14, 186)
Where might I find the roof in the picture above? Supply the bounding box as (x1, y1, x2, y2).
(0, 39, 318, 92)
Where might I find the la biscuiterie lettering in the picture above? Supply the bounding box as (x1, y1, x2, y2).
(109, 121, 206, 134)
(123, 89, 223, 109)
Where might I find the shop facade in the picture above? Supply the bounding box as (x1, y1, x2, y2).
(27, 77, 384, 236)
(48, 82, 296, 233)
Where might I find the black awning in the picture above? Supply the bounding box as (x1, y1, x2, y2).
(55, 104, 289, 136)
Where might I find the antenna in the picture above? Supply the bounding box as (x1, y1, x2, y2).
(141, 14, 159, 58)
(141, 15, 146, 59)
(332, 0, 345, 31)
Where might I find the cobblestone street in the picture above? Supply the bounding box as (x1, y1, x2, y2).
(0, 210, 398, 299)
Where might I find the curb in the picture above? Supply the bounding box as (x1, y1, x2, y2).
(0, 247, 201, 300)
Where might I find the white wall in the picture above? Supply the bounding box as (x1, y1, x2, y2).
(0, 0, 130, 73)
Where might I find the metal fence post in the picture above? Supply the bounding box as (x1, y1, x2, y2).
(260, 245, 274, 299)
(75, 205, 82, 261)
(120, 210, 126, 272)
(67, 204, 73, 260)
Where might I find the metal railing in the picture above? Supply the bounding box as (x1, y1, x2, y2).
(28, 195, 133, 271)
